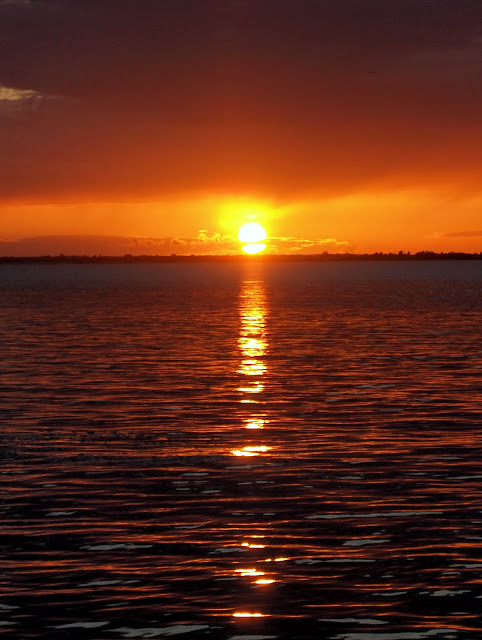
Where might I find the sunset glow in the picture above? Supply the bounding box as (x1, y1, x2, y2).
(0, 2, 480, 255)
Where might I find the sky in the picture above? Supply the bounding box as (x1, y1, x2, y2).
(0, 0, 481, 255)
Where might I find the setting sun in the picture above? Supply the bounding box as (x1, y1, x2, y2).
(238, 223, 267, 243)
(238, 222, 267, 254)
(242, 243, 266, 254)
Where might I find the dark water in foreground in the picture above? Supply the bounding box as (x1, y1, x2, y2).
(0, 261, 481, 640)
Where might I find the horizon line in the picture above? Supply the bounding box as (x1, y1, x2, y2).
(1, 251, 481, 263)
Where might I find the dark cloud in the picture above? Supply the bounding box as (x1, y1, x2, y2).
(0, 233, 350, 256)
(439, 230, 482, 238)
(0, 0, 481, 202)
(0, 234, 236, 256)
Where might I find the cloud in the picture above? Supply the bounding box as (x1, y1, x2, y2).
(437, 230, 482, 238)
(0, 85, 38, 102)
(267, 236, 350, 254)
(0, 84, 49, 117)
(0, 233, 351, 256)
(0, 234, 236, 256)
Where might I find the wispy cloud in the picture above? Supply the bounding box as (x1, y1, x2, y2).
(0, 84, 52, 115)
(0, 86, 38, 102)
(267, 237, 350, 254)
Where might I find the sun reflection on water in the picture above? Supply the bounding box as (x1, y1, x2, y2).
(234, 568, 266, 577)
(238, 359, 267, 376)
(236, 280, 272, 460)
(231, 273, 280, 613)
(245, 418, 266, 430)
(231, 446, 272, 457)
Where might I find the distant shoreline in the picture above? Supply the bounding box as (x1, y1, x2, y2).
(0, 252, 481, 264)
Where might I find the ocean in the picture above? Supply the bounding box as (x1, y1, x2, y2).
(0, 261, 481, 640)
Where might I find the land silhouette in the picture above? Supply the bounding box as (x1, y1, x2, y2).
(0, 251, 480, 264)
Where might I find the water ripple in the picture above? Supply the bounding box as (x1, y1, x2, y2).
(0, 263, 481, 639)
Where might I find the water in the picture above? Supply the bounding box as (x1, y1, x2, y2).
(0, 261, 481, 639)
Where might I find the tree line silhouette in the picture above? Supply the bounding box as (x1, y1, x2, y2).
(1, 251, 481, 263)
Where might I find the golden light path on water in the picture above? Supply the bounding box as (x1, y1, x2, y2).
(232, 273, 279, 620)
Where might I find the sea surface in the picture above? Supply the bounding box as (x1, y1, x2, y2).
(0, 261, 481, 640)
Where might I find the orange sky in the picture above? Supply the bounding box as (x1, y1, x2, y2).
(0, 1, 481, 255)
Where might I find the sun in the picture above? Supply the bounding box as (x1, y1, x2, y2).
(238, 222, 267, 243)
(238, 223, 267, 254)
(242, 243, 266, 254)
